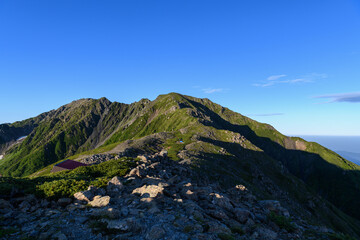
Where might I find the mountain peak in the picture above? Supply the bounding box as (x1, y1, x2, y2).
(1, 93, 360, 237)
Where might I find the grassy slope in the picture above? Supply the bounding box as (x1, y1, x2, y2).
(0, 98, 116, 177)
(0, 157, 136, 199)
(101, 93, 360, 235)
(184, 94, 360, 221)
(3, 93, 360, 236)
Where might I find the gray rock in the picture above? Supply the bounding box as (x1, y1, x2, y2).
(74, 216, 88, 224)
(259, 200, 281, 212)
(89, 195, 111, 207)
(210, 193, 233, 211)
(106, 217, 141, 233)
(108, 176, 123, 186)
(159, 150, 168, 157)
(53, 231, 68, 240)
(208, 209, 228, 220)
(95, 188, 106, 196)
(19, 200, 31, 212)
(132, 184, 164, 198)
(74, 190, 94, 202)
(92, 207, 121, 219)
(0, 199, 13, 209)
(128, 167, 141, 177)
(106, 219, 130, 231)
(146, 225, 166, 240)
(206, 221, 231, 234)
(58, 198, 72, 206)
(121, 206, 129, 217)
(255, 227, 278, 240)
(234, 208, 251, 223)
(107, 176, 124, 196)
(40, 199, 50, 208)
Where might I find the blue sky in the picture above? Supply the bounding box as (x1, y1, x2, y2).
(1, 0, 359, 136)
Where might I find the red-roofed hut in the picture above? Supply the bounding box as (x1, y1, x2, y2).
(51, 159, 87, 173)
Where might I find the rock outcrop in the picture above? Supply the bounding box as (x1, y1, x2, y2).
(0, 151, 342, 240)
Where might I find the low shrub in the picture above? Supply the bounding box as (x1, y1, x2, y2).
(36, 179, 87, 199)
(1, 157, 137, 199)
(268, 211, 296, 232)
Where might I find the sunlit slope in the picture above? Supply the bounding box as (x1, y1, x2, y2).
(1, 93, 360, 223)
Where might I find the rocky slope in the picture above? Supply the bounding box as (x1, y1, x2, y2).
(0, 97, 150, 177)
(0, 151, 354, 240)
(1, 93, 360, 238)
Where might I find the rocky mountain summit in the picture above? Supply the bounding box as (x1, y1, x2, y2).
(1, 93, 360, 239)
(0, 151, 343, 240)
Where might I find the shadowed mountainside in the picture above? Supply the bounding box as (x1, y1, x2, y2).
(1, 93, 360, 236)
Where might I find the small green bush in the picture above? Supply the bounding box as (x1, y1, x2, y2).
(268, 211, 296, 232)
(90, 177, 110, 188)
(0, 177, 35, 195)
(36, 179, 87, 199)
(0, 157, 136, 199)
(230, 226, 244, 235)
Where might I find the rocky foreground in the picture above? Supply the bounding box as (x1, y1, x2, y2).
(0, 152, 338, 240)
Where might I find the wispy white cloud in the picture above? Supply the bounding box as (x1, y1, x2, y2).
(313, 92, 360, 103)
(267, 74, 287, 81)
(253, 82, 275, 87)
(202, 88, 224, 94)
(254, 73, 327, 87)
(247, 113, 284, 117)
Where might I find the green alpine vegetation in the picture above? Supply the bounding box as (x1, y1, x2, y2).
(0, 157, 136, 199)
(1, 92, 360, 236)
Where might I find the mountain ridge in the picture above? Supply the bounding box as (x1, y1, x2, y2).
(1, 92, 360, 237)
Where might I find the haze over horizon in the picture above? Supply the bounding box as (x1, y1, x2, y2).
(1, 1, 359, 136)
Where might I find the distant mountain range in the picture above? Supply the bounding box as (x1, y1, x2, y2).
(1, 93, 360, 237)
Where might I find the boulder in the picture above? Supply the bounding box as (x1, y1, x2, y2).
(208, 209, 228, 220)
(40, 199, 50, 208)
(128, 168, 141, 177)
(89, 196, 111, 207)
(0, 199, 13, 214)
(206, 221, 231, 234)
(108, 176, 123, 186)
(19, 200, 31, 212)
(74, 190, 93, 202)
(132, 185, 164, 198)
(210, 193, 233, 211)
(234, 208, 251, 224)
(57, 198, 72, 207)
(106, 217, 142, 232)
(107, 176, 124, 196)
(106, 220, 130, 231)
(0, 199, 13, 209)
(92, 207, 121, 219)
(253, 227, 278, 240)
(182, 189, 198, 201)
(146, 225, 166, 240)
(137, 155, 148, 162)
(235, 184, 248, 192)
(159, 150, 168, 157)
